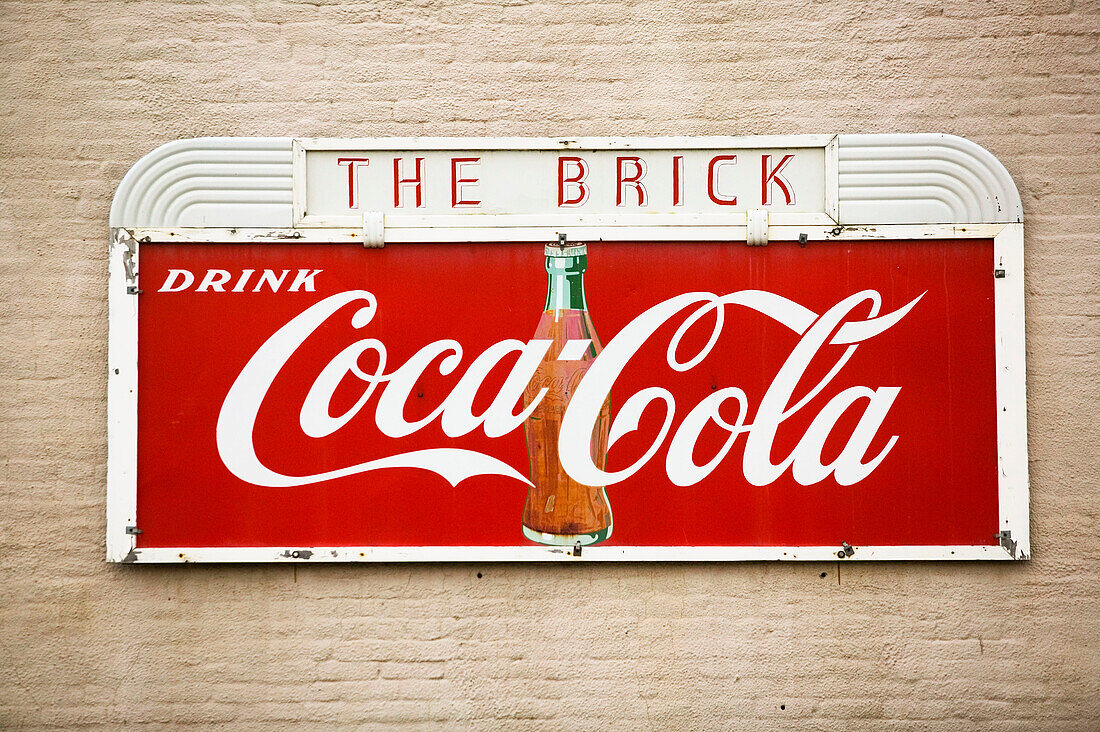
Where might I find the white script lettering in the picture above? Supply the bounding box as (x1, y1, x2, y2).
(216, 289, 922, 489)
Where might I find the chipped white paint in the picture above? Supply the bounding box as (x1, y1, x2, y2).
(106, 228, 138, 563)
(124, 544, 1013, 563)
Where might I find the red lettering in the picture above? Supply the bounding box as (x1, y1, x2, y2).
(761, 154, 796, 206)
(672, 155, 684, 207)
(337, 157, 370, 209)
(393, 157, 424, 208)
(451, 157, 481, 207)
(557, 156, 590, 207)
(616, 156, 648, 207)
(708, 155, 737, 206)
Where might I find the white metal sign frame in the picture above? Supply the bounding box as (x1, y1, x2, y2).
(106, 135, 1029, 563)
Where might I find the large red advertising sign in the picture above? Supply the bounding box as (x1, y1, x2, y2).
(107, 135, 1028, 562)
(134, 239, 1000, 553)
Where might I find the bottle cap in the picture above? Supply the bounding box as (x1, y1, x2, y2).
(545, 242, 587, 258)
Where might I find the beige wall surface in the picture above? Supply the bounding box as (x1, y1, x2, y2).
(1, 0, 1098, 729)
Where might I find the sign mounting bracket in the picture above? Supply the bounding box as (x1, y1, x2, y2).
(747, 209, 769, 246)
(363, 211, 385, 248)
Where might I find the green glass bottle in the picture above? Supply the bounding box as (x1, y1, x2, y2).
(521, 240, 612, 546)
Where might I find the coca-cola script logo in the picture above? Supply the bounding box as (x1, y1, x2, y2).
(216, 289, 923, 491)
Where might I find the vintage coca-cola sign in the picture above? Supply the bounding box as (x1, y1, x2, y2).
(107, 136, 1029, 562)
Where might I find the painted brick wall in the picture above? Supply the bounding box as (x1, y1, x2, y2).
(1, 0, 1097, 728)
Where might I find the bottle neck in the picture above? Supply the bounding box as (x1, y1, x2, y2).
(544, 254, 588, 311)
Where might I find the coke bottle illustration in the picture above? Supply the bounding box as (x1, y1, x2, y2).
(522, 237, 612, 546)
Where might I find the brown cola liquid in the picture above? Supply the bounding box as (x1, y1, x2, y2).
(521, 307, 612, 544)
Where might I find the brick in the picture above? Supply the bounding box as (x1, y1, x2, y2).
(1, 0, 1099, 729)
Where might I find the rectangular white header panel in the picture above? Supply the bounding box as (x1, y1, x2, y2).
(293, 136, 838, 229)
